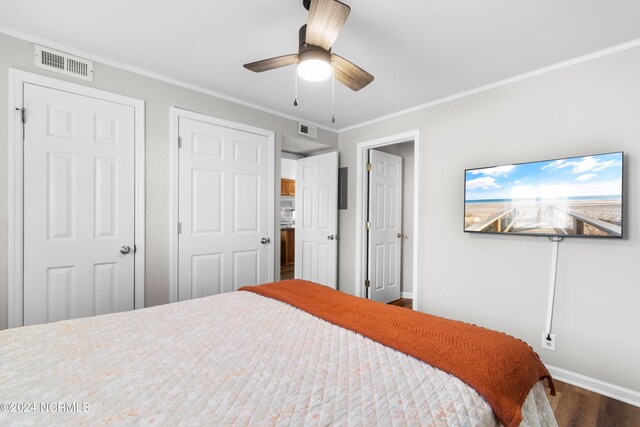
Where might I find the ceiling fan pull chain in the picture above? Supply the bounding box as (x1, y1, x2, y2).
(294, 65, 299, 107)
(331, 64, 336, 123)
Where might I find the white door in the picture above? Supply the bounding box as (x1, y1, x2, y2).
(295, 151, 338, 288)
(24, 83, 136, 326)
(368, 150, 402, 303)
(178, 117, 273, 300)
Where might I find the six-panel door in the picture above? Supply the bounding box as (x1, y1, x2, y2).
(23, 83, 136, 325)
(368, 149, 403, 303)
(295, 152, 338, 288)
(178, 117, 271, 300)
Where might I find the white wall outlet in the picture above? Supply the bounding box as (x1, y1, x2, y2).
(541, 332, 556, 351)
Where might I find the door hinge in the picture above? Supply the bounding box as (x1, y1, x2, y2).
(177, 222, 182, 234)
(178, 136, 182, 148)
(364, 279, 371, 288)
(15, 107, 26, 124)
(366, 162, 372, 172)
(365, 221, 371, 230)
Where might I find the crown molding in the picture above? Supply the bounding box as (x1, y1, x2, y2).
(3, 26, 640, 135)
(338, 37, 640, 133)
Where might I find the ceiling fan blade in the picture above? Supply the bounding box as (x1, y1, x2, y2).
(306, 0, 351, 50)
(243, 54, 299, 73)
(331, 54, 374, 91)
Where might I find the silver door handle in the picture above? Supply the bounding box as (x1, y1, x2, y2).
(261, 237, 271, 244)
(397, 233, 405, 238)
(327, 235, 335, 240)
(120, 245, 131, 255)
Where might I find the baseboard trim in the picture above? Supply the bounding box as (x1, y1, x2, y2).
(401, 292, 413, 299)
(547, 364, 640, 408)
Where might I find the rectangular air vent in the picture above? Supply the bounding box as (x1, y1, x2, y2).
(35, 45, 94, 81)
(298, 122, 317, 139)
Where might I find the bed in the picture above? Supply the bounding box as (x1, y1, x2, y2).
(0, 280, 556, 426)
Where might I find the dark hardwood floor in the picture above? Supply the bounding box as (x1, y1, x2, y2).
(280, 264, 294, 280)
(546, 380, 640, 427)
(389, 298, 413, 309)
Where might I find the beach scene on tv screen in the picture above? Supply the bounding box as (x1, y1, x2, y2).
(464, 153, 623, 237)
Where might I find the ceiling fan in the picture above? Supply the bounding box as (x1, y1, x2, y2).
(243, 0, 374, 92)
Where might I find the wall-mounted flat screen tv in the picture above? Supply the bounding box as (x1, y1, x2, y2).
(464, 152, 623, 238)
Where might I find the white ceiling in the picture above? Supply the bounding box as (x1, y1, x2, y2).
(2, 1, 640, 130)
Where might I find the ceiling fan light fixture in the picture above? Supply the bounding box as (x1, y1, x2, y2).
(297, 49, 332, 82)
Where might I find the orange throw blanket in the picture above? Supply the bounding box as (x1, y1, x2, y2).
(240, 280, 554, 427)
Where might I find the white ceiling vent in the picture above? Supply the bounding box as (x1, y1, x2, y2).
(297, 122, 317, 139)
(35, 45, 94, 81)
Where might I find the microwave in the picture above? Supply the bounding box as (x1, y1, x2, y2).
(281, 196, 295, 211)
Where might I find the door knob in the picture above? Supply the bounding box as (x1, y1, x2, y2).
(327, 235, 335, 240)
(261, 237, 271, 245)
(397, 233, 405, 238)
(120, 245, 131, 255)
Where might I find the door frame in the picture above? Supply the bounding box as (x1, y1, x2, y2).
(7, 69, 146, 328)
(354, 130, 420, 310)
(168, 107, 276, 303)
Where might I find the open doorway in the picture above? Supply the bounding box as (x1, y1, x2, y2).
(278, 135, 339, 287)
(355, 130, 420, 311)
(371, 142, 415, 307)
(280, 155, 298, 280)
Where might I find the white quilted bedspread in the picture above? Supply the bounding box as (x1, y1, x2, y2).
(0, 291, 557, 426)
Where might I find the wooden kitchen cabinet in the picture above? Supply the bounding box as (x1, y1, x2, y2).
(280, 228, 295, 265)
(281, 179, 295, 196)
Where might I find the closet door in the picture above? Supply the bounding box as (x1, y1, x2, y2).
(23, 83, 136, 325)
(178, 117, 273, 300)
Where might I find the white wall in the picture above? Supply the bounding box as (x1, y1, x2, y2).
(338, 46, 640, 392)
(376, 142, 414, 294)
(281, 158, 297, 180)
(0, 32, 338, 329)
